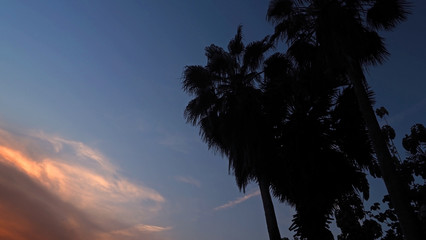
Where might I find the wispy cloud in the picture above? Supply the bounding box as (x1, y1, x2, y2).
(106, 224, 172, 240)
(0, 127, 169, 240)
(30, 130, 116, 173)
(175, 176, 201, 187)
(112, 224, 173, 235)
(214, 189, 260, 211)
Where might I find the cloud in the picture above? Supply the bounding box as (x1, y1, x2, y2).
(0, 163, 99, 240)
(99, 224, 172, 240)
(30, 130, 116, 173)
(175, 175, 201, 187)
(214, 189, 260, 211)
(0, 127, 169, 240)
(111, 224, 173, 236)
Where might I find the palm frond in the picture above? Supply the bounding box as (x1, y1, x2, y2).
(228, 25, 244, 57)
(267, 0, 294, 23)
(358, 30, 389, 66)
(205, 44, 235, 76)
(184, 91, 217, 125)
(243, 36, 271, 72)
(182, 65, 211, 95)
(264, 52, 293, 82)
(367, 0, 411, 30)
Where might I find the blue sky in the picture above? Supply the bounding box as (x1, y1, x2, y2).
(0, 1, 425, 240)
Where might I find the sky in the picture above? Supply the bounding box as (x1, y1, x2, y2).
(0, 1, 425, 240)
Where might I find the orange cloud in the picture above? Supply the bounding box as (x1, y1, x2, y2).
(0, 127, 170, 240)
(0, 163, 98, 240)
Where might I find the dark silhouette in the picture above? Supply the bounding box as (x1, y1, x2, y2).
(401, 124, 426, 235)
(335, 192, 384, 240)
(267, 1, 424, 239)
(183, 25, 379, 240)
(262, 49, 376, 239)
(182, 26, 281, 240)
(336, 114, 426, 240)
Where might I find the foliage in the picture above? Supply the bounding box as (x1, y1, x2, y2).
(334, 108, 426, 240)
(263, 49, 377, 239)
(184, 26, 384, 240)
(182, 0, 423, 239)
(266, 1, 425, 240)
(183, 26, 273, 190)
(183, 26, 284, 240)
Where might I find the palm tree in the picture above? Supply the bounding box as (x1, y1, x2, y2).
(182, 26, 281, 240)
(262, 49, 376, 239)
(267, 1, 424, 239)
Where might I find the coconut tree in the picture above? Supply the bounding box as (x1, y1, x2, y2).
(182, 26, 281, 240)
(267, 1, 424, 239)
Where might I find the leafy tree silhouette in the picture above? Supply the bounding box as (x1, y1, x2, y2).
(266, 1, 424, 239)
(336, 109, 426, 240)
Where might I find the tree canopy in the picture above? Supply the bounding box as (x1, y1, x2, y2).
(182, 1, 425, 239)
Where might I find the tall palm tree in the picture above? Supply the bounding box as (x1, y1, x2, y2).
(267, 1, 424, 239)
(182, 26, 281, 240)
(262, 49, 376, 239)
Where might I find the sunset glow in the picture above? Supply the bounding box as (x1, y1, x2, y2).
(0, 1, 424, 239)
(0, 128, 169, 240)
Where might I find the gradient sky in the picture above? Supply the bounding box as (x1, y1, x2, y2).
(0, 1, 425, 240)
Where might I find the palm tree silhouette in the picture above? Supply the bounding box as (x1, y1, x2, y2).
(262, 49, 375, 239)
(184, 26, 378, 240)
(267, 1, 424, 239)
(182, 26, 281, 240)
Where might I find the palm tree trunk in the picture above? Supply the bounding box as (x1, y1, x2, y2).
(259, 178, 282, 240)
(349, 64, 425, 240)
